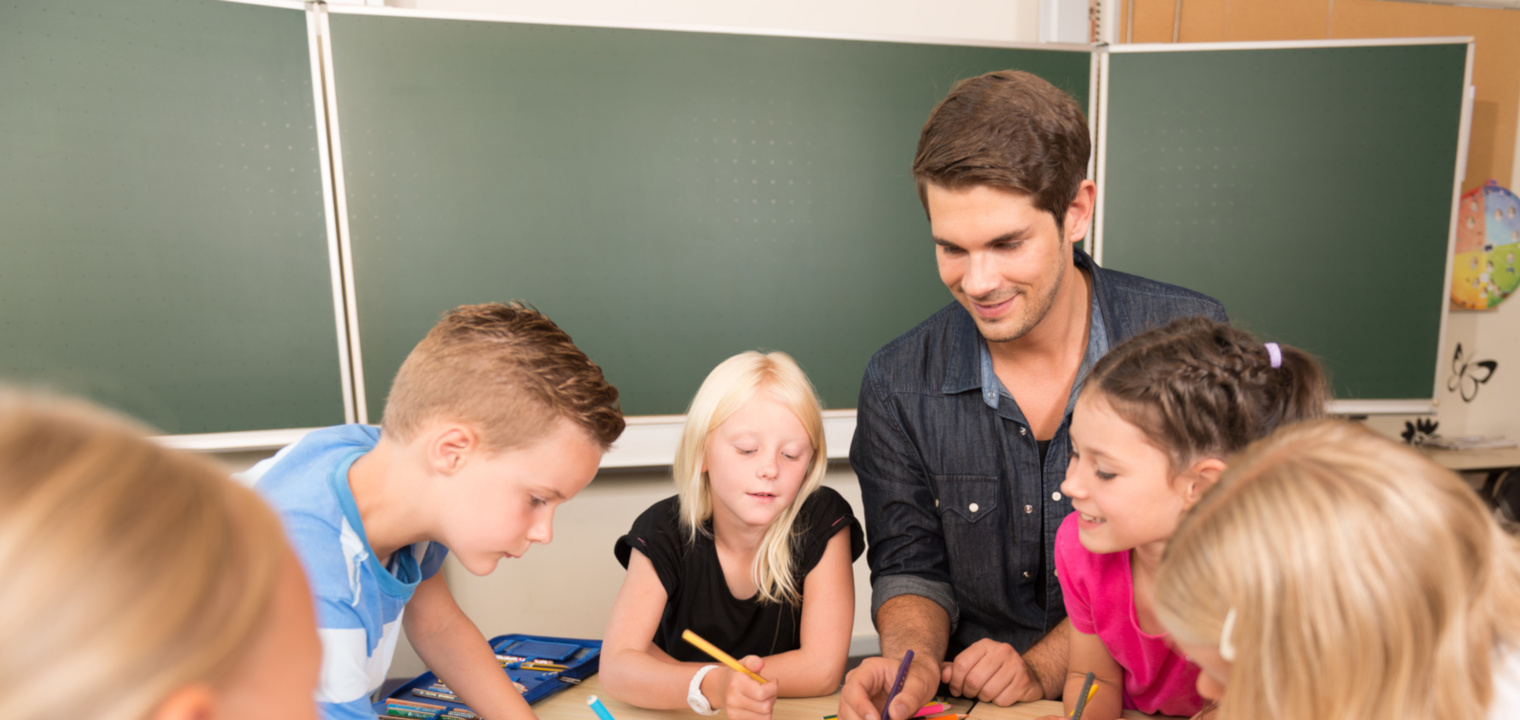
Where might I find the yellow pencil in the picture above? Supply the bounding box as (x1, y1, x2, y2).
(681, 629, 768, 683)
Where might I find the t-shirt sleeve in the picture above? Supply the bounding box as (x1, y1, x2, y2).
(795, 486, 865, 576)
(1054, 512, 1096, 635)
(614, 496, 684, 598)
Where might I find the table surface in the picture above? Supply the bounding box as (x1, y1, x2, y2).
(533, 674, 1171, 720)
(1419, 445, 1520, 473)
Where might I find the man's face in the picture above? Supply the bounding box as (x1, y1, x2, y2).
(928, 183, 1071, 343)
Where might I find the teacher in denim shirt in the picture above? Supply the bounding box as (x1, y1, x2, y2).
(838, 71, 1226, 720)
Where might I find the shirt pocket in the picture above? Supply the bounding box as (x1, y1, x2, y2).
(931, 475, 1006, 586)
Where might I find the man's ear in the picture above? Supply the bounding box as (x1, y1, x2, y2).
(427, 424, 478, 476)
(1180, 456, 1227, 507)
(1064, 179, 1098, 245)
(150, 685, 216, 720)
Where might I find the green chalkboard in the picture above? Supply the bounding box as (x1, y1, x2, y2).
(329, 14, 1091, 416)
(1100, 43, 1466, 402)
(0, 0, 346, 434)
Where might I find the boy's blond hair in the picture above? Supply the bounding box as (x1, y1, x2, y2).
(1155, 419, 1520, 720)
(0, 391, 289, 720)
(382, 302, 624, 452)
(673, 351, 827, 605)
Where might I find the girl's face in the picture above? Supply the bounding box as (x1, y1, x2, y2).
(703, 393, 815, 532)
(1175, 638, 1231, 702)
(1061, 390, 1189, 555)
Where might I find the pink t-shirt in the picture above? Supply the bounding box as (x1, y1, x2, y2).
(1055, 513, 1204, 717)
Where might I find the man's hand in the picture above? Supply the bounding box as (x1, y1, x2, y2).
(711, 657, 778, 720)
(940, 638, 1043, 706)
(838, 652, 940, 720)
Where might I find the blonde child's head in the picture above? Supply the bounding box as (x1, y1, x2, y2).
(1063, 317, 1328, 554)
(382, 301, 625, 452)
(0, 391, 320, 720)
(1154, 419, 1520, 720)
(673, 351, 827, 604)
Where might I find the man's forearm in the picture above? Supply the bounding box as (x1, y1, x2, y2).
(1020, 618, 1070, 700)
(875, 594, 951, 664)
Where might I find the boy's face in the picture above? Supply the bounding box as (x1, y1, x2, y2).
(928, 183, 1075, 344)
(439, 417, 602, 576)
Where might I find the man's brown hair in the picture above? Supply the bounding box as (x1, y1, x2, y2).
(912, 70, 1091, 233)
(381, 302, 624, 452)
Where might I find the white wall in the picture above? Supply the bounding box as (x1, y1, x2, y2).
(386, 0, 1042, 43)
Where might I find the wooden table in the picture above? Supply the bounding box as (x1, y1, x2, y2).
(533, 674, 1171, 720)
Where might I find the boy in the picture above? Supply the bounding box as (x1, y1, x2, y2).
(248, 302, 624, 720)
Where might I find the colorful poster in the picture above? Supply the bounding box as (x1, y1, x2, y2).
(1452, 180, 1520, 310)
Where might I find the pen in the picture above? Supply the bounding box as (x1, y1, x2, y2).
(682, 629, 769, 683)
(881, 650, 915, 720)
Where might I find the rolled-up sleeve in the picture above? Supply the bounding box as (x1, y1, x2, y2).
(851, 361, 960, 631)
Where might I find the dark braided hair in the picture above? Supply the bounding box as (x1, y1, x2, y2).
(1085, 316, 1329, 471)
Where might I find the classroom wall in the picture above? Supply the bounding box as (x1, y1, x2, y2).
(390, 0, 1042, 43)
(1117, 0, 1520, 444)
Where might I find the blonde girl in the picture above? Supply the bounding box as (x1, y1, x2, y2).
(602, 351, 864, 720)
(1154, 419, 1520, 720)
(0, 391, 321, 720)
(1042, 317, 1327, 720)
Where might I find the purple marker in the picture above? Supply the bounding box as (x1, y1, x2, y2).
(880, 649, 915, 720)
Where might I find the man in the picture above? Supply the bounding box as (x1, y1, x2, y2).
(838, 70, 1226, 720)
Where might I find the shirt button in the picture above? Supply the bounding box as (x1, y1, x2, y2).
(934, 498, 939, 507)
(1023, 571, 1031, 579)
(1024, 504, 1033, 514)
(1018, 427, 1028, 436)
(968, 502, 979, 513)
(1052, 491, 1063, 501)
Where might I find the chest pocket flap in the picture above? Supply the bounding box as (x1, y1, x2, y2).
(932, 475, 1000, 523)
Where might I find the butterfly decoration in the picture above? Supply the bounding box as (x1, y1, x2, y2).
(1401, 418, 1439, 446)
(1448, 343, 1498, 403)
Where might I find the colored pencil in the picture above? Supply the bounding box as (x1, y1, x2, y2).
(681, 629, 769, 683)
(881, 650, 915, 720)
(587, 695, 618, 720)
(1069, 672, 1097, 720)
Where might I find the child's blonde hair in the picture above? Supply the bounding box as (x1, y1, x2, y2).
(0, 391, 290, 720)
(673, 351, 827, 605)
(1154, 419, 1520, 720)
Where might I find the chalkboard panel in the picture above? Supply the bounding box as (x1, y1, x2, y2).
(328, 15, 1090, 416)
(1100, 42, 1466, 402)
(0, 0, 346, 434)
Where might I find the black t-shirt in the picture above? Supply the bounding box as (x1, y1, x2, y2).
(613, 486, 865, 661)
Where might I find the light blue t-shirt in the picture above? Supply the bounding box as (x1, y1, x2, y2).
(246, 424, 449, 720)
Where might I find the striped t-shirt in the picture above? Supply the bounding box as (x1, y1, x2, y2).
(247, 424, 449, 720)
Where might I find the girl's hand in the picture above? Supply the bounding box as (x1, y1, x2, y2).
(717, 657, 779, 720)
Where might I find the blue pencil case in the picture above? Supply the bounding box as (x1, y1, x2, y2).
(373, 634, 601, 719)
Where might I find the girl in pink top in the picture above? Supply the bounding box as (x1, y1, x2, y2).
(1038, 318, 1327, 720)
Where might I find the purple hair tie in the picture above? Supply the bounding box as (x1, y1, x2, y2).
(1265, 342, 1282, 369)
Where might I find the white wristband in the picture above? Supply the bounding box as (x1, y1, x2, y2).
(687, 664, 722, 715)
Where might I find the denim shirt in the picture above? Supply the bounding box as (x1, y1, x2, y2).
(851, 249, 1227, 656)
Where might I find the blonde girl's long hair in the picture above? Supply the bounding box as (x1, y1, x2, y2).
(673, 351, 827, 605)
(1154, 419, 1520, 720)
(0, 391, 289, 720)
